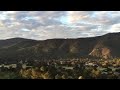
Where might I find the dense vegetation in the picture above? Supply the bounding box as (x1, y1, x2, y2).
(0, 58, 119, 79)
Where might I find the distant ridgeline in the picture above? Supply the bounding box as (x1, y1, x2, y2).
(0, 32, 120, 62)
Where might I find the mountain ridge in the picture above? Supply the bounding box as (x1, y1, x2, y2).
(0, 32, 120, 62)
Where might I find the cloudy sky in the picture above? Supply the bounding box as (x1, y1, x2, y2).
(0, 11, 120, 40)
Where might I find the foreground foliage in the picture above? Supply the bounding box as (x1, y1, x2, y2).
(0, 58, 120, 79)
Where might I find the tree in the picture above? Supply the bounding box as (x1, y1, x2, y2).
(55, 74, 62, 79)
(40, 66, 47, 72)
(42, 71, 52, 79)
(91, 69, 101, 79)
(20, 69, 32, 79)
(61, 74, 67, 79)
(82, 68, 92, 79)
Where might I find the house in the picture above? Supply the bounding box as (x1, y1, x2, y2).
(0, 64, 17, 69)
(22, 64, 32, 69)
(62, 66, 74, 70)
(85, 62, 98, 67)
(4, 65, 10, 69)
(101, 72, 108, 75)
(10, 64, 17, 68)
(114, 72, 119, 76)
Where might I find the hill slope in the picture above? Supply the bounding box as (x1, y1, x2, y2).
(0, 32, 120, 62)
(89, 32, 120, 59)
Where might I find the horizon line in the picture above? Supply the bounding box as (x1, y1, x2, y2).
(0, 32, 120, 41)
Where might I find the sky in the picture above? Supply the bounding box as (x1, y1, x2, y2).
(0, 11, 120, 40)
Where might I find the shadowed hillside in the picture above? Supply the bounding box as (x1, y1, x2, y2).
(0, 32, 120, 62)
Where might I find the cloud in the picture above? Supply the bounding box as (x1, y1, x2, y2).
(108, 23, 120, 32)
(66, 11, 92, 24)
(0, 11, 120, 40)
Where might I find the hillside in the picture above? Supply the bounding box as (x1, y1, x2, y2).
(89, 32, 120, 59)
(0, 32, 120, 62)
